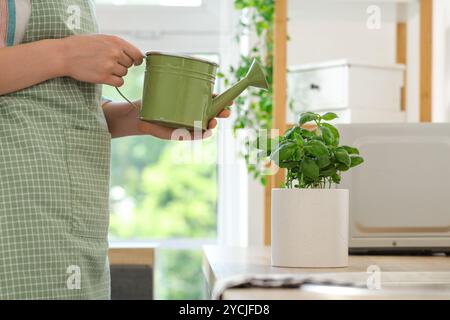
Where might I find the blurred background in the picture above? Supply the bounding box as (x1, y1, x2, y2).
(95, 0, 450, 299)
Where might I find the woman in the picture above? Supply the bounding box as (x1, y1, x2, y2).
(0, 0, 229, 299)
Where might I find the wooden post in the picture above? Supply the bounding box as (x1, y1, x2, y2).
(396, 22, 407, 111)
(420, 0, 433, 122)
(272, 0, 288, 190)
(265, 0, 288, 245)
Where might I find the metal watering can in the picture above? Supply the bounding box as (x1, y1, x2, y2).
(118, 52, 269, 131)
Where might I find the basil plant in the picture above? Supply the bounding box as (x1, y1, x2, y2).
(266, 112, 364, 189)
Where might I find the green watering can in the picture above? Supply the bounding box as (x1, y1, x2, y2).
(118, 52, 269, 131)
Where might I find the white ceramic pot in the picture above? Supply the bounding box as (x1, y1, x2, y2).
(271, 188, 349, 268)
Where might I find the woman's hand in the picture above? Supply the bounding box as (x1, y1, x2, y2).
(61, 34, 144, 87)
(103, 98, 232, 139)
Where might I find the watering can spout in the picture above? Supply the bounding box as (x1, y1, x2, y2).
(209, 59, 269, 119)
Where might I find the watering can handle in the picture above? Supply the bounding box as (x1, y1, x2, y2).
(115, 87, 140, 109)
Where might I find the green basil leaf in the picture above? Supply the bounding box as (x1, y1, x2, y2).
(342, 145, 360, 155)
(321, 112, 338, 121)
(299, 128, 316, 140)
(335, 148, 351, 167)
(270, 142, 296, 163)
(321, 123, 340, 145)
(280, 143, 297, 160)
(350, 155, 364, 167)
(302, 158, 319, 180)
(320, 166, 336, 177)
(299, 112, 318, 126)
(304, 140, 329, 157)
(320, 125, 335, 145)
(296, 148, 304, 160)
(316, 155, 330, 169)
(293, 132, 304, 146)
(279, 161, 299, 169)
(336, 163, 350, 172)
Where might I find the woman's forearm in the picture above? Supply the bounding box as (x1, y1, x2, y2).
(102, 100, 144, 138)
(103, 100, 181, 139)
(0, 39, 68, 95)
(0, 35, 144, 96)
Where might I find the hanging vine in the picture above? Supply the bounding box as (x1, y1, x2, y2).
(219, 0, 275, 185)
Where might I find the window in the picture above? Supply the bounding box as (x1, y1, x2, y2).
(104, 53, 219, 242)
(103, 54, 219, 299)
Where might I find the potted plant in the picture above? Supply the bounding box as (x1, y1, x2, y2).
(266, 111, 364, 268)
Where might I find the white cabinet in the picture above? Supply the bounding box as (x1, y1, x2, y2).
(290, 65, 347, 111)
(287, 60, 406, 124)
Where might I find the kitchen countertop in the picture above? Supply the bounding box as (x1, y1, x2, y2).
(202, 246, 450, 300)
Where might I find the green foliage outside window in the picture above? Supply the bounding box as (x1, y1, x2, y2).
(109, 140, 217, 239)
(156, 249, 205, 300)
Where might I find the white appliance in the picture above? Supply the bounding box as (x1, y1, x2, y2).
(287, 60, 406, 124)
(339, 123, 450, 254)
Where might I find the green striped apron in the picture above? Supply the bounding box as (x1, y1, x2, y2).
(0, 0, 111, 299)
